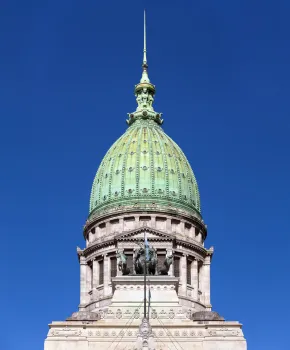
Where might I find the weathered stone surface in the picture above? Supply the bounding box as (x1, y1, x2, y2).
(192, 311, 225, 321)
(66, 311, 99, 321)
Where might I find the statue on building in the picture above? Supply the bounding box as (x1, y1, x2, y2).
(159, 253, 173, 275)
(133, 242, 157, 275)
(117, 250, 130, 275)
(147, 246, 157, 275)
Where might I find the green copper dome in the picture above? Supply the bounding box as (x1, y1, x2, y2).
(89, 119, 201, 217)
(89, 14, 201, 219)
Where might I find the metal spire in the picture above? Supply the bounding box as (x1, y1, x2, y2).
(140, 9, 150, 83)
(143, 10, 147, 66)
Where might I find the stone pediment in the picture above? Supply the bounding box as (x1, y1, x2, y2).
(115, 227, 174, 242)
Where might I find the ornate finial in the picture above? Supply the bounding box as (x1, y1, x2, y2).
(127, 11, 163, 126)
(135, 317, 155, 349)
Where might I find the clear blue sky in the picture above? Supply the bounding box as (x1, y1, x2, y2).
(1, 1, 289, 349)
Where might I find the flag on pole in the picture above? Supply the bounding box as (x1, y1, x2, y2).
(144, 231, 149, 260)
(148, 286, 151, 319)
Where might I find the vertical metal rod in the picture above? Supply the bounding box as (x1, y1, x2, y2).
(143, 9, 147, 65)
(147, 279, 150, 320)
(144, 230, 147, 319)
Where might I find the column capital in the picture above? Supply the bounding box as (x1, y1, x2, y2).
(79, 256, 86, 265)
(206, 246, 214, 258)
(204, 255, 211, 265)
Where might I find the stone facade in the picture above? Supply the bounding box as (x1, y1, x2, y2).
(44, 209, 247, 349)
(78, 211, 210, 313)
(45, 321, 246, 350)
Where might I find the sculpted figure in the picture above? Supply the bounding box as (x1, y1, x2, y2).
(141, 88, 148, 102)
(133, 243, 144, 274)
(159, 253, 173, 275)
(147, 246, 157, 275)
(117, 250, 130, 275)
(133, 242, 157, 275)
(136, 93, 142, 107)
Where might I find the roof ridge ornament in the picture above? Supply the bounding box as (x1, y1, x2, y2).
(127, 10, 163, 126)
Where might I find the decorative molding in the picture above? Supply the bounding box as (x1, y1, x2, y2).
(84, 206, 206, 237)
(82, 226, 207, 259)
(48, 324, 244, 340)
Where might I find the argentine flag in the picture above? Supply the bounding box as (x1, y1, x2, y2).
(144, 232, 149, 260)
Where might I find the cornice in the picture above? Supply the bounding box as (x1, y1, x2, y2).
(175, 238, 207, 257)
(83, 208, 207, 240)
(82, 226, 207, 259)
(84, 238, 115, 257)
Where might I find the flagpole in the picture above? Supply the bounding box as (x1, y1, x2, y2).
(148, 279, 150, 320)
(144, 230, 147, 319)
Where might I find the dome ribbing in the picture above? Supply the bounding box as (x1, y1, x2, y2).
(89, 119, 201, 218)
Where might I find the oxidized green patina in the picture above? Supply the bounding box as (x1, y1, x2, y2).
(89, 119, 201, 217)
(89, 17, 201, 219)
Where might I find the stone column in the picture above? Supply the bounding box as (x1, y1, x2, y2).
(86, 262, 92, 303)
(103, 254, 111, 296)
(79, 256, 87, 309)
(116, 250, 122, 276)
(166, 249, 173, 276)
(179, 254, 187, 296)
(191, 259, 198, 301)
(92, 258, 99, 299)
(203, 256, 211, 309)
(198, 262, 204, 304)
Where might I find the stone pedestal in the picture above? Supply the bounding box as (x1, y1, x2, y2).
(45, 319, 246, 350)
(45, 276, 247, 350)
(105, 276, 180, 316)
